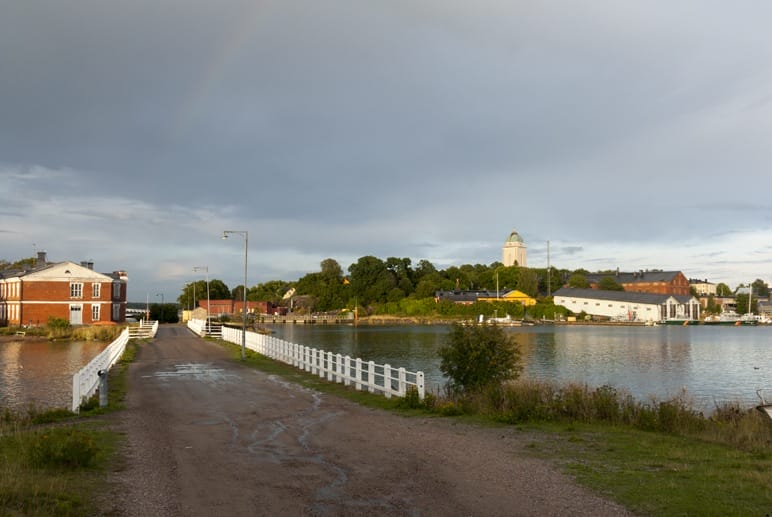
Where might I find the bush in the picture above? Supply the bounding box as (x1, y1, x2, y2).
(438, 323, 522, 396)
(46, 317, 72, 339)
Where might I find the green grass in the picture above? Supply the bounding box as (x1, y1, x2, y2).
(524, 422, 772, 516)
(0, 414, 120, 516)
(0, 340, 140, 516)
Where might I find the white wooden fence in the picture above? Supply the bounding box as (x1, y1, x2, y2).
(128, 319, 160, 339)
(71, 321, 159, 412)
(188, 319, 425, 400)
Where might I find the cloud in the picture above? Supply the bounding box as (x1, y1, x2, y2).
(2, 2, 772, 298)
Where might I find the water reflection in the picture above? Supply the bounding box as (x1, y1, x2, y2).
(268, 324, 772, 410)
(0, 338, 108, 410)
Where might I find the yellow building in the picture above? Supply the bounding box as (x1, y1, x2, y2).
(477, 289, 537, 306)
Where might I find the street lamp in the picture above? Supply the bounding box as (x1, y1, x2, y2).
(156, 292, 164, 305)
(222, 230, 248, 360)
(193, 266, 210, 329)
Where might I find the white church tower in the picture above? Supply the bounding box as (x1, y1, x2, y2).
(502, 229, 527, 267)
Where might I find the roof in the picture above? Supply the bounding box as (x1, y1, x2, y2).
(2, 261, 116, 282)
(505, 230, 524, 244)
(435, 290, 490, 303)
(553, 287, 690, 305)
(585, 271, 682, 285)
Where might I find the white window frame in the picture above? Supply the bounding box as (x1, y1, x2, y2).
(92, 304, 100, 321)
(70, 282, 83, 298)
(92, 283, 101, 298)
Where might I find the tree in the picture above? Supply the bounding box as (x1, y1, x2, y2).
(250, 280, 293, 304)
(567, 273, 590, 289)
(294, 258, 348, 312)
(597, 276, 625, 291)
(150, 303, 179, 323)
(752, 278, 770, 298)
(716, 283, 732, 296)
(178, 279, 231, 308)
(348, 256, 394, 306)
(438, 323, 522, 396)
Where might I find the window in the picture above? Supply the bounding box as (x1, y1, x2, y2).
(92, 305, 100, 321)
(70, 283, 83, 298)
(112, 304, 120, 321)
(92, 283, 101, 298)
(112, 282, 121, 298)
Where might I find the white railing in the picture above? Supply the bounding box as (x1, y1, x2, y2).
(71, 327, 130, 412)
(128, 319, 159, 339)
(187, 318, 222, 337)
(188, 319, 424, 400)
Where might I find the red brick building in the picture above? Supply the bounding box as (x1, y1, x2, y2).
(0, 252, 128, 326)
(585, 270, 691, 296)
(198, 299, 278, 317)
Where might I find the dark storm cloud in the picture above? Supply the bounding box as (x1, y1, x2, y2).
(2, 1, 772, 297)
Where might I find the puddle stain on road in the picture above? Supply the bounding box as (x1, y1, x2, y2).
(142, 363, 240, 385)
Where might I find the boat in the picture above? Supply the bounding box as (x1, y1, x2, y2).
(704, 311, 757, 326)
(662, 318, 699, 326)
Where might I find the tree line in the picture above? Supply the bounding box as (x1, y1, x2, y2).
(177, 256, 771, 319)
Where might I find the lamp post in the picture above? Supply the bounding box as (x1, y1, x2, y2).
(222, 230, 248, 360)
(193, 266, 210, 328)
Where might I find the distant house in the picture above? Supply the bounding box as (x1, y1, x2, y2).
(553, 287, 700, 322)
(689, 279, 717, 296)
(435, 289, 536, 306)
(585, 270, 691, 296)
(198, 299, 278, 317)
(0, 252, 128, 326)
(477, 289, 537, 306)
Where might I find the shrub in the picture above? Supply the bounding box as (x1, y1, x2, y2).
(46, 317, 72, 339)
(439, 323, 522, 396)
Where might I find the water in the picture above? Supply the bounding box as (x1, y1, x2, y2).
(0, 338, 109, 411)
(269, 324, 772, 411)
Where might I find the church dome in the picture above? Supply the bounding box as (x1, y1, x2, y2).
(506, 230, 524, 244)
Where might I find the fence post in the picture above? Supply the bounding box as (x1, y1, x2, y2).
(72, 372, 80, 413)
(368, 360, 376, 393)
(327, 351, 334, 381)
(344, 356, 351, 386)
(417, 371, 425, 400)
(335, 353, 342, 383)
(384, 364, 392, 398)
(318, 349, 325, 378)
(355, 358, 362, 390)
(398, 367, 406, 397)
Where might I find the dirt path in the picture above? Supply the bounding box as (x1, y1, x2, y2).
(104, 325, 631, 516)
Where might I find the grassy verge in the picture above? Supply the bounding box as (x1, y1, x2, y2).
(0, 340, 140, 516)
(215, 338, 772, 516)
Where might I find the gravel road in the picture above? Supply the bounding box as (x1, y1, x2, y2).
(103, 325, 631, 516)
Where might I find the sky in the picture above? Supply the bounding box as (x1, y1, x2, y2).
(2, 1, 772, 302)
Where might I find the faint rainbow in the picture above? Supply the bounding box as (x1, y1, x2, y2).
(171, 3, 265, 139)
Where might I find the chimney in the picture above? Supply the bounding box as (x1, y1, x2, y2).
(80, 261, 94, 270)
(36, 251, 47, 266)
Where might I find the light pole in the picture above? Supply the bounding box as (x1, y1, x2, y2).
(156, 292, 164, 304)
(193, 266, 210, 328)
(222, 230, 248, 360)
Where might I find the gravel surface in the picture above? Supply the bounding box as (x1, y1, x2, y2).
(101, 325, 632, 516)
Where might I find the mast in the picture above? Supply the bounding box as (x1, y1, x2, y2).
(547, 240, 551, 297)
